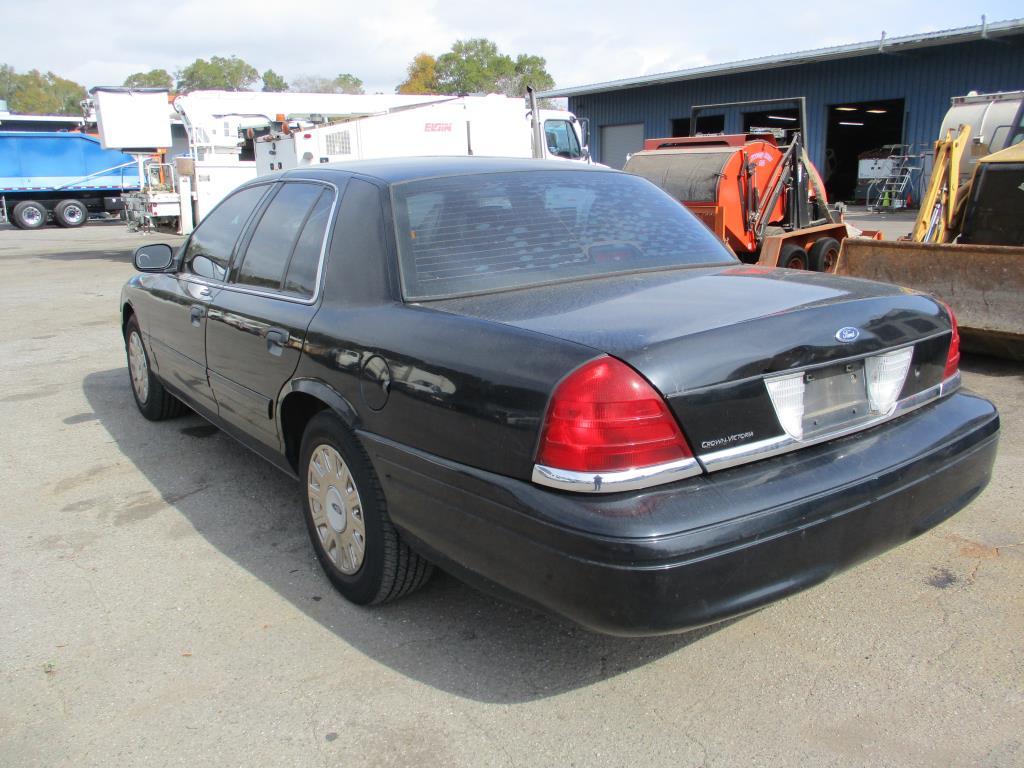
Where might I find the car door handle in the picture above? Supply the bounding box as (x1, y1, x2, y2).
(265, 328, 288, 356)
(190, 305, 205, 326)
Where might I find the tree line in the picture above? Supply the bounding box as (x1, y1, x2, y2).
(0, 39, 554, 115)
(0, 65, 85, 114)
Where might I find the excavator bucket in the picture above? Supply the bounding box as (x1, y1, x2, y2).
(833, 238, 1024, 360)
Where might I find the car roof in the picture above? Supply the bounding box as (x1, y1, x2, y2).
(275, 156, 615, 185)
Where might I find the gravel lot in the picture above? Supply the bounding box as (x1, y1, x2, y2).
(1, 221, 1021, 767)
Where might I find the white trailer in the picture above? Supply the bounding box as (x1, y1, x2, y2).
(255, 95, 591, 174)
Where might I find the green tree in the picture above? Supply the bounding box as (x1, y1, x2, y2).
(426, 39, 554, 97)
(333, 73, 364, 94)
(5, 68, 85, 114)
(395, 53, 437, 94)
(123, 68, 173, 90)
(176, 56, 259, 92)
(434, 38, 514, 94)
(290, 73, 364, 94)
(499, 53, 555, 98)
(261, 69, 288, 92)
(0, 64, 17, 106)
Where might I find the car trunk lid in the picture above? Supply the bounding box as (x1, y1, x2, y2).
(428, 265, 954, 469)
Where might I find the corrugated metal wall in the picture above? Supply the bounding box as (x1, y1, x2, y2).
(570, 36, 1024, 173)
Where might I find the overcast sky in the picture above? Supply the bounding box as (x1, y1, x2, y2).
(1, 1, 1020, 94)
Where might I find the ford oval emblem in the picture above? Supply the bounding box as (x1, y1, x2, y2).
(835, 326, 860, 343)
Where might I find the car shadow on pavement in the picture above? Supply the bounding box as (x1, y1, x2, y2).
(84, 367, 724, 703)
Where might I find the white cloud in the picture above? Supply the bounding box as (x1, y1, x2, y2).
(1, 0, 1017, 93)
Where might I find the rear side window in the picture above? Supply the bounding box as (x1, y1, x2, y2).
(184, 185, 269, 281)
(236, 183, 324, 291)
(392, 170, 735, 300)
(283, 191, 332, 297)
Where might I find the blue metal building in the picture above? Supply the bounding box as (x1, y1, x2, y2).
(541, 18, 1024, 201)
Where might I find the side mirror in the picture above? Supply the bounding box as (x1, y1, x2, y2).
(134, 243, 175, 272)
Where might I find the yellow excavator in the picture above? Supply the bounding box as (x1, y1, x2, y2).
(834, 125, 1024, 360)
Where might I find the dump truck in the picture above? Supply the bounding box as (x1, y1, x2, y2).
(624, 132, 851, 270)
(0, 131, 141, 228)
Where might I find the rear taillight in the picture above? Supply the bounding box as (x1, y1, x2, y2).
(943, 304, 961, 379)
(536, 356, 692, 473)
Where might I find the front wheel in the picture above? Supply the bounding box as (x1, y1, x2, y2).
(300, 411, 433, 605)
(124, 315, 185, 420)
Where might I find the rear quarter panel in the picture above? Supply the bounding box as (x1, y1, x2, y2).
(296, 304, 596, 479)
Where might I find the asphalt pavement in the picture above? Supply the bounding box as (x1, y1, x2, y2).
(1, 221, 1021, 767)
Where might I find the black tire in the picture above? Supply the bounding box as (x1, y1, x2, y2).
(12, 200, 47, 230)
(300, 411, 433, 605)
(54, 199, 88, 228)
(807, 237, 841, 273)
(124, 315, 185, 420)
(779, 242, 809, 270)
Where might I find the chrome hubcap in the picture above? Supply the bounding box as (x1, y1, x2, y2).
(23, 207, 42, 226)
(65, 205, 84, 223)
(308, 444, 366, 575)
(128, 331, 149, 403)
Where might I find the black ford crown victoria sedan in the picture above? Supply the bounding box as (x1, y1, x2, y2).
(122, 157, 999, 635)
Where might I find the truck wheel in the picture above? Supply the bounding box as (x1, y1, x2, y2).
(808, 237, 841, 273)
(54, 199, 88, 228)
(300, 411, 433, 605)
(12, 201, 47, 230)
(779, 243, 809, 270)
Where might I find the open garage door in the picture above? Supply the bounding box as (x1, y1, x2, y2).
(825, 99, 905, 201)
(600, 123, 644, 169)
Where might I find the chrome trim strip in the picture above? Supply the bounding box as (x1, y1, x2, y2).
(699, 372, 962, 473)
(532, 457, 702, 494)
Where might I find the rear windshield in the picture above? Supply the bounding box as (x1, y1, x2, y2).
(391, 170, 735, 300)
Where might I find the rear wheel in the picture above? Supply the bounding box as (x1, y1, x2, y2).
(54, 199, 88, 228)
(807, 237, 841, 273)
(779, 242, 809, 270)
(124, 315, 185, 420)
(300, 411, 433, 605)
(12, 200, 47, 230)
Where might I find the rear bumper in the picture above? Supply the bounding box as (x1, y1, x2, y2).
(361, 390, 998, 636)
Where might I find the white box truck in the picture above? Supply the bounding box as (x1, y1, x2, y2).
(255, 94, 591, 174)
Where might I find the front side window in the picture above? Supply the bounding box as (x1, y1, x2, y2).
(544, 120, 582, 159)
(392, 170, 736, 300)
(184, 185, 269, 282)
(235, 182, 325, 291)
